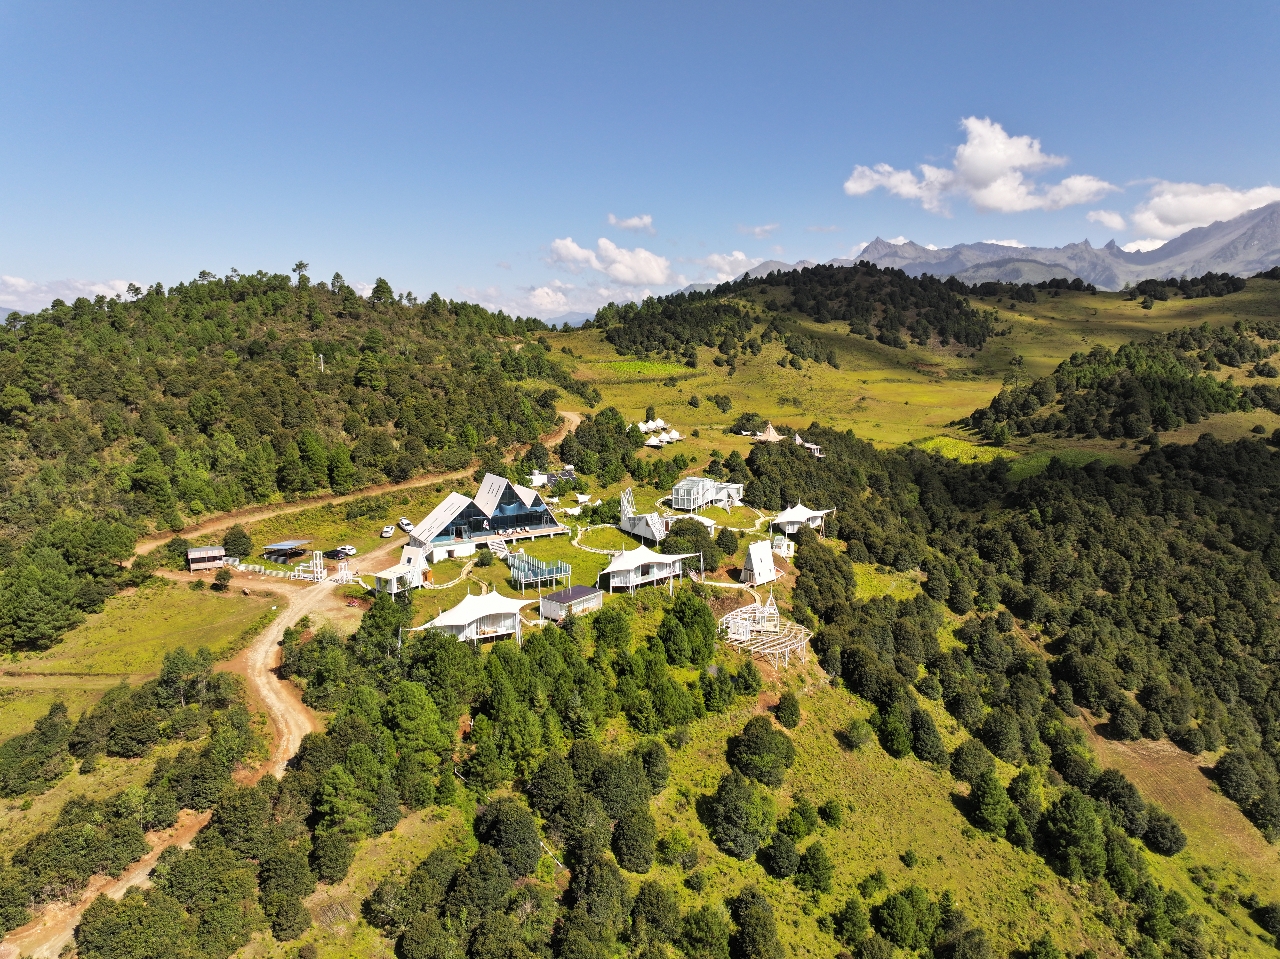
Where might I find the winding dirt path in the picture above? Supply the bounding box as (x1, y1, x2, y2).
(0, 410, 587, 957)
(0, 809, 214, 959)
(134, 410, 583, 556)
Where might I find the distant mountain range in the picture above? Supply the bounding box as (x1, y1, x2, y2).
(842, 202, 1280, 289)
(674, 202, 1280, 293)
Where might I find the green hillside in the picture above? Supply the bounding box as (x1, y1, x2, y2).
(1, 268, 1280, 959)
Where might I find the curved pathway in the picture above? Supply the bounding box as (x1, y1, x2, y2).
(134, 411, 583, 557)
(0, 582, 328, 959)
(1, 411, 590, 958)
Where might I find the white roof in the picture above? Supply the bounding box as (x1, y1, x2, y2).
(657, 431, 671, 442)
(666, 429, 681, 440)
(680, 514, 717, 529)
(623, 512, 667, 542)
(411, 491, 474, 543)
(603, 544, 694, 575)
(474, 473, 541, 515)
(375, 563, 415, 580)
(745, 539, 775, 572)
(563, 506, 582, 516)
(645, 436, 663, 447)
(652, 418, 666, 428)
(774, 503, 832, 524)
(428, 591, 536, 628)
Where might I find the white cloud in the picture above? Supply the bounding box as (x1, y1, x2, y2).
(885, 236, 910, 245)
(698, 251, 763, 283)
(847, 241, 870, 258)
(1121, 238, 1167, 253)
(462, 277, 654, 320)
(807, 225, 840, 233)
(925, 244, 939, 251)
(0, 275, 136, 312)
(982, 239, 1026, 248)
(607, 213, 655, 234)
(1087, 209, 1127, 231)
(844, 116, 1116, 215)
(1130, 181, 1280, 239)
(738, 223, 779, 239)
(548, 236, 672, 286)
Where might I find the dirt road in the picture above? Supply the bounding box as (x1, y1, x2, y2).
(0, 809, 212, 959)
(134, 410, 582, 556)
(0, 411, 587, 956)
(0, 576, 342, 958)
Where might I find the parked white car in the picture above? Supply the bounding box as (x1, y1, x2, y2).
(337, 545, 358, 557)
(398, 517, 414, 532)
(381, 526, 395, 538)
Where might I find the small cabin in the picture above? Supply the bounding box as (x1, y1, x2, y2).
(186, 546, 225, 572)
(540, 585, 605, 621)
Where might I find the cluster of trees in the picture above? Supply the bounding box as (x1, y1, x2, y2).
(590, 294, 755, 364)
(0, 646, 250, 801)
(755, 264, 996, 349)
(1127, 273, 1248, 302)
(555, 406, 701, 490)
(969, 321, 1280, 442)
(0, 518, 139, 652)
(0, 270, 586, 551)
(77, 772, 321, 956)
(588, 263, 998, 367)
(943, 277, 1043, 303)
(741, 424, 1280, 871)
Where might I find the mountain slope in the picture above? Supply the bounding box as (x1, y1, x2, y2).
(848, 202, 1280, 290)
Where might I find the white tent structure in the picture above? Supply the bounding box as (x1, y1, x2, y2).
(793, 433, 825, 458)
(772, 503, 832, 536)
(426, 591, 538, 645)
(620, 487, 667, 544)
(600, 545, 695, 593)
(742, 540, 778, 586)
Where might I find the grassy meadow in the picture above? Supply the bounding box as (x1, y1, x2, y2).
(0, 579, 278, 741)
(547, 279, 1280, 476)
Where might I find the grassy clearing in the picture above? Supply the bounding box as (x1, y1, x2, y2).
(0, 743, 184, 852)
(851, 563, 923, 602)
(0, 581, 278, 740)
(550, 285, 1280, 486)
(1080, 717, 1280, 956)
(5, 579, 278, 679)
(578, 526, 639, 552)
(239, 807, 467, 959)
(914, 435, 1015, 464)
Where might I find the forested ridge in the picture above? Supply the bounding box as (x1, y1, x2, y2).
(0, 270, 588, 541)
(5, 432, 1280, 956)
(969, 319, 1280, 443)
(589, 262, 998, 369)
(743, 425, 1280, 848)
(0, 270, 590, 653)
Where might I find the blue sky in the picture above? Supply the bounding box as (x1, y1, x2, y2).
(2, 0, 1278, 316)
